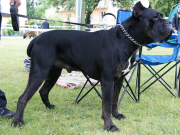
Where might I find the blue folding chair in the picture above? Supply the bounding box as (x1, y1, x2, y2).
(135, 42, 180, 99)
(118, 14, 180, 106)
(116, 10, 132, 24)
(134, 21, 180, 101)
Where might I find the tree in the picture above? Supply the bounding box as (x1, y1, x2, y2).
(27, 0, 35, 17)
(85, 0, 100, 24)
(27, 0, 53, 18)
(111, 0, 135, 11)
(34, 0, 53, 18)
(48, 0, 135, 24)
(149, 0, 179, 17)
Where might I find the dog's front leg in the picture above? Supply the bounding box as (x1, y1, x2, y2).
(101, 78, 120, 132)
(112, 77, 126, 120)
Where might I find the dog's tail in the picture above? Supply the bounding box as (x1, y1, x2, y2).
(27, 38, 36, 57)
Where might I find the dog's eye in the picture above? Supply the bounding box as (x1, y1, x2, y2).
(153, 16, 158, 19)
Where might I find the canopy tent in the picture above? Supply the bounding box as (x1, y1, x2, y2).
(168, 3, 180, 21)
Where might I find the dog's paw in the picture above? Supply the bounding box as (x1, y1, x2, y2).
(11, 119, 25, 127)
(104, 125, 120, 132)
(112, 113, 126, 120)
(45, 104, 55, 109)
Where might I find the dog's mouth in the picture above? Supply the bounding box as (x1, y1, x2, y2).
(160, 30, 173, 43)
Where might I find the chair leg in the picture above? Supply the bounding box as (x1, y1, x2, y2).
(73, 81, 100, 104)
(84, 74, 101, 98)
(73, 73, 101, 104)
(174, 62, 178, 89)
(73, 80, 88, 104)
(141, 62, 171, 88)
(137, 61, 141, 101)
(148, 65, 172, 89)
(117, 86, 127, 107)
(140, 62, 176, 97)
(117, 64, 138, 107)
(124, 78, 137, 102)
(178, 66, 180, 97)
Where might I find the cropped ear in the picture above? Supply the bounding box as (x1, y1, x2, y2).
(148, 4, 152, 8)
(133, 1, 145, 18)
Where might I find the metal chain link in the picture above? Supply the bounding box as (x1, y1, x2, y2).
(93, 23, 141, 46)
(118, 23, 141, 46)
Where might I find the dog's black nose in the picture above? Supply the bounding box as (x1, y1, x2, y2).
(164, 20, 171, 25)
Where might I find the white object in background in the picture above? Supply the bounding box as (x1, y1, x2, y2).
(75, 0, 83, 30)
(140, 0, 149, 8)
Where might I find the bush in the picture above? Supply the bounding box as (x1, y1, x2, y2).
(7, 20, 15, 36)
(2, 29, 7, 36)
(7, 29, 15, 36)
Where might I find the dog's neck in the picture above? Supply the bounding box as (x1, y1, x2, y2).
(115, 18, 140, 52)
(118, 23, 141, 46)
(121, 17, 144, 45)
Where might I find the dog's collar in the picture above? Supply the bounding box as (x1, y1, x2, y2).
(118, 23, 142, 46)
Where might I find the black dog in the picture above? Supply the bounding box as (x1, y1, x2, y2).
(12, 2, 172, 132)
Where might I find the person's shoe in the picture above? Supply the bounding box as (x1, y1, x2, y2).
(0, 107, 15, 118)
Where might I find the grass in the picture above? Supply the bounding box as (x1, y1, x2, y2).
(1, 38, 180, 135)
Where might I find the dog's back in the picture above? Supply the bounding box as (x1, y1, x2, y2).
(27, 38, 37, 57)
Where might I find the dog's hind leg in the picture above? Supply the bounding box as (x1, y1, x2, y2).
(112, 77, 126, 120)
(12, 56, 55, 127)
(39, 67, 62, 109)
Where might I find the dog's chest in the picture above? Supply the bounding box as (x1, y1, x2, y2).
(115, 48, 139, 78)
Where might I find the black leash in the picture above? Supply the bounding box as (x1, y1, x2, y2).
(2, 4, 93, 31)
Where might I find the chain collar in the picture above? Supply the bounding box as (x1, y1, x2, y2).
(118, 23, 141, 46)
(93, 24, 141, 46)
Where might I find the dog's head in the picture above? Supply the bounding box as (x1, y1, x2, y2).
(132, 1, 172, 44)
(23, 33, 27, 39)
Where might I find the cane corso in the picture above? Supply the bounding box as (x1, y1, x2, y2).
(12, 1, 172, 132)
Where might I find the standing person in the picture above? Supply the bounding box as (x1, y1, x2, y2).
(25, 20, 28, 28)
(41, 20, 49, 29)
(36, 20, 41, 29)
(0, 0, 21, 118)
(172, 6, 180, 33)
(33, 22, 38, 29)
(0, 90, 15, 118)
(172, 6, 180, 43)
(36, 20, 41, 35)
(0, 8, 1, 39)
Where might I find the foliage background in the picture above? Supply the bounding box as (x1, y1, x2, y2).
(149, 0, 179, 17)
(27, 0, 135, 24)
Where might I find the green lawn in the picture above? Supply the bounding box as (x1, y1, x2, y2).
(0, 38, 180, 135)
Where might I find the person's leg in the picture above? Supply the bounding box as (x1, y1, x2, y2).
(0, 10, 2, 40)
(0, 89, 7, 107)
(175, 35, 178, 43)
(0, 13, 15, 118)
(0, 12, 7, 105)
(0, 89, 15, 118)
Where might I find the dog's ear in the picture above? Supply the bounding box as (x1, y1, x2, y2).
(133, 1, 145, 18)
